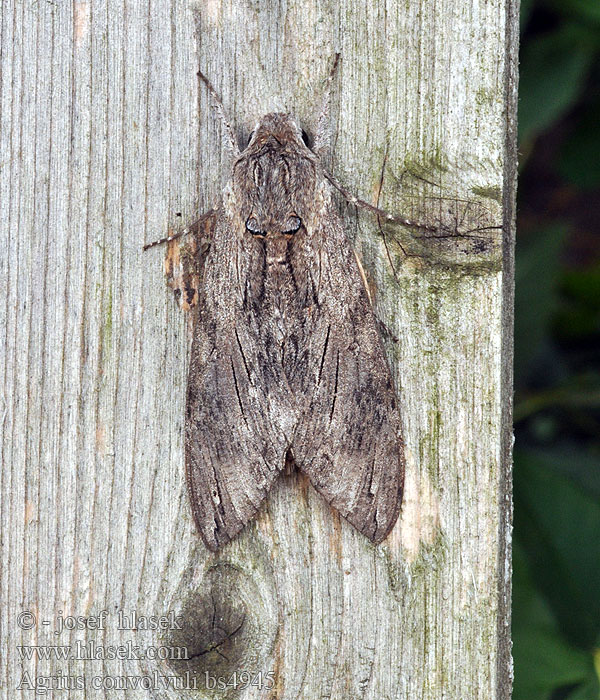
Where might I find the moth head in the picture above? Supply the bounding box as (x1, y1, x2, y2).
(233, 113, 318, 239)
(245, 114, 312, 151)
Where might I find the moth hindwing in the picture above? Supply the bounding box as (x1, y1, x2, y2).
(159, 87, 404, 550)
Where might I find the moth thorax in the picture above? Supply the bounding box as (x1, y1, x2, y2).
(264, 235, 292, 266)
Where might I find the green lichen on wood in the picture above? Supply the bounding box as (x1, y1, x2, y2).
(402, 146, 449, 179)
(472, 185, 502, 202)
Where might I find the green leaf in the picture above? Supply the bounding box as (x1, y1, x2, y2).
(554, 264, 600, 341)
(516, 446, 600, 500)
(514, 448, 600, 648)
(548, 0, 600, 25)
(515, 225, 569, 383)
(562, 265, 600, 311)
(564, 673, 600, 700)
(514, 373, 600, 422)
(558, 103, 600, 190)
(519, 26, 595, 145)
(513, 543, 593, 700)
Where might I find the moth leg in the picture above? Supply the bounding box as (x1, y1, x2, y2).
(353, 250, 373, 305)
(377, 318, 399, 344)
(313, 53, 341, 158)
(163, 210, 217, 312)
(324, 170, 439, 233)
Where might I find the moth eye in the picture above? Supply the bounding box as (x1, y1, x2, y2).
(301, 129, 311, 147)
(283, 216, 302, 235)
(245, 216, 266, 237)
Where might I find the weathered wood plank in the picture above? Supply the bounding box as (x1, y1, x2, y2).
(0, 0, 516, 697)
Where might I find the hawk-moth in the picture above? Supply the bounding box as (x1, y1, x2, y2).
(147, 62, 409, 551)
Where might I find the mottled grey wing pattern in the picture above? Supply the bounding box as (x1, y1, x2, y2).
(290, 204, 404, 544)
(185, 212, 293, 551)
(176, 110, 403, 549)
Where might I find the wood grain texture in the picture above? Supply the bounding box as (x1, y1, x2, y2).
(0, 0, 517, 698)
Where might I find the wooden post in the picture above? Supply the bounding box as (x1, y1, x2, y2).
(0, 0, 517, 698)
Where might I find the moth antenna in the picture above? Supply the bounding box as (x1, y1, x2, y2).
(313, 53, 341, 158)
(324, 170, 439, 233)
(197, 70, 240, 157)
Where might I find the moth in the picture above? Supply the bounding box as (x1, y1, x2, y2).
(146, 58, 418, 551)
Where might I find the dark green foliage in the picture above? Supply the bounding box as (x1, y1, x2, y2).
(514, 0, 600, 697)
(512, 542, 593, 699)
(519, 26, 595, 146)
(558, 101, 600, 189)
